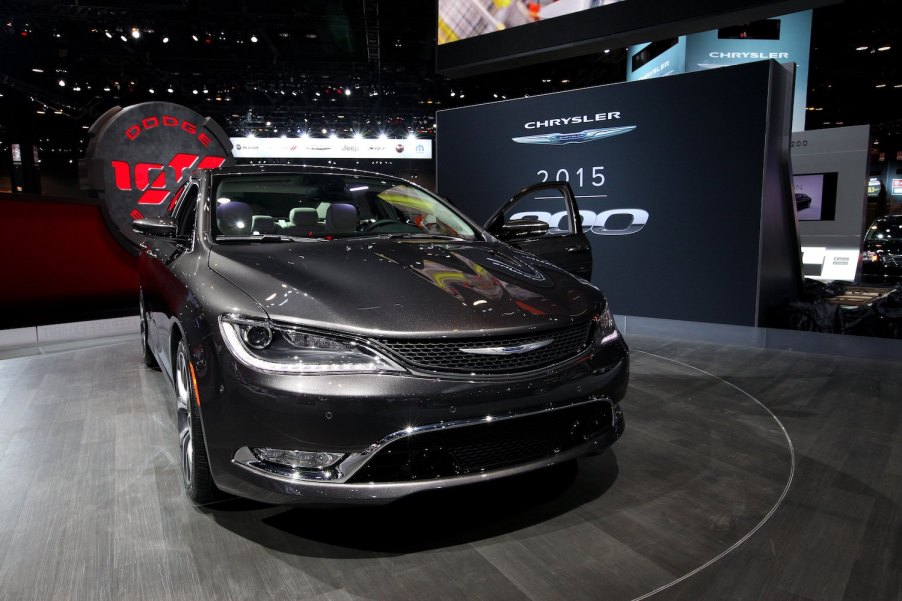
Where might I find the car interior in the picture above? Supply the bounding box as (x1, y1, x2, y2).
(212, 174, 473, 239)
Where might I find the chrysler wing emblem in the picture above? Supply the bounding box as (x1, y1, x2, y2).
(460, 339, 554, 355)
(512, 126, 636, 145)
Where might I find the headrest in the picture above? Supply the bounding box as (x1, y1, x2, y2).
(216, 202, 253, 235)
(325, 203, 358, 233)
(290, 207, 319, 226)
(251, 215, 276, 235)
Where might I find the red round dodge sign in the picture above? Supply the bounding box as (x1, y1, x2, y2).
(80, 102, 233, 250)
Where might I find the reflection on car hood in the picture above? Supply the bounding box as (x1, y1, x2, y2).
(209, 238, 598, 337)
(864, 238, 902, 254)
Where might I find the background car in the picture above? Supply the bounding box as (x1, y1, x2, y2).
(133, 165, 629, 505)
(861, 214, 902, 284)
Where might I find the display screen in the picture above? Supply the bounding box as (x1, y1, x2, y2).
(436, 0, 829, 77)
(437, 0, 626, 45)
(867, 176, 881, 197)
(793, 172, 838, 221)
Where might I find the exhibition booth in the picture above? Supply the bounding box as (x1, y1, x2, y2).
(0, 2, 900, 600)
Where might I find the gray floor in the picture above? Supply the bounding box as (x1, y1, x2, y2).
(0, 334, 897, 600)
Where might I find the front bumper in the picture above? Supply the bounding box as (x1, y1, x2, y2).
(227, 400, 623, 504)
(861, 257, 902, 283)
(197, 335, 629, 504)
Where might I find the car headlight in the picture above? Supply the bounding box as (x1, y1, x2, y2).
(864, 250, 883, 263)
(593, 305, 620, 345)
(220, 315, 405, 374)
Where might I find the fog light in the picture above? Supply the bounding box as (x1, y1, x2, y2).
(252, 447, 344, 469)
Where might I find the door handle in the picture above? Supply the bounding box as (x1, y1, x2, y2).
(566, 246, 589, 253)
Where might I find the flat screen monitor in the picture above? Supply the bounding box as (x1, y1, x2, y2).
(793, 172, 837, 221)
(867, 176, 881, 197)
(436, 0, 832, 77)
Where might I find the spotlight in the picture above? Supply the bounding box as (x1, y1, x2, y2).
(251, 35, 258, 43)
(131, 28, 140, 39)
(58, 79, 65, 87)
(162, 36, 169, 43)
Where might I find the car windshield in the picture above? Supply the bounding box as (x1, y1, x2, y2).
(212, 172, 478, 241)
(865, 219, 902, 241)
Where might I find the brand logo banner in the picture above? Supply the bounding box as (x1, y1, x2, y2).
(436, 62, 796, 326)
(229, 137, 433, 160)
(80, 102, 234, 249)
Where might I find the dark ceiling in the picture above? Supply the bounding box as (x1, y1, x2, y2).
(0, 0, 899, 162)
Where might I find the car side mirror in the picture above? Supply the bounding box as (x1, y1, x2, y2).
(497, 218, 549, 241)
(133, 217, 177, 238)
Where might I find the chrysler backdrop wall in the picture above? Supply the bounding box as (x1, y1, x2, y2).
(436, 61, 802, 327)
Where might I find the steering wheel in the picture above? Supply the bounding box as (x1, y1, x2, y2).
(362, 219, 405, 232)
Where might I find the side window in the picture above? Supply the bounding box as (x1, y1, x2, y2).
(504, 187, 573, 235)
(174, 185, 199, 237)
(165, 183, 188, 218)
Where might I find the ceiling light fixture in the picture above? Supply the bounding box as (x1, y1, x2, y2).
(131, 28, 140, 39)
(251, 35, 258, 43)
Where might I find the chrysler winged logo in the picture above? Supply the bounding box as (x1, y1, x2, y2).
(460, 339, 554, 355)
(512, 126, 636, 145)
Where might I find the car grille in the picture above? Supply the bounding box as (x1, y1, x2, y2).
(375, 320, 592, 374)
(348, 401, 613, 484)
(886, 255, 902, 267)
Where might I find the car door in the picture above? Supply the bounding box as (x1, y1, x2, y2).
(142, 183, 198, 374)
(484, 181, 592, 279)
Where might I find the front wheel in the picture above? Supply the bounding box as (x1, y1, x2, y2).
(175, 339, 217, 503)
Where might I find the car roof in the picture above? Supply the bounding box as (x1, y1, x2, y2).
(196, 163, 410, 181)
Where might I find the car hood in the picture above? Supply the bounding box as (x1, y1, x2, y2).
(209, 238, 598, 337)
(864, 238, 902, 255)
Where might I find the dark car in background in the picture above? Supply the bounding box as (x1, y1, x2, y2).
(133, 165, 628, 504)
(862, 214, 902, 284)
(795, 192, 812, 212)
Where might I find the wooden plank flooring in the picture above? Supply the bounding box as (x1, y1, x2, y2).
(0, 335, 898, 600)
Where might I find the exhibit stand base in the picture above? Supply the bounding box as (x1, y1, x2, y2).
(0, 316, 138, 358)
(0, 330, 898, 599)
(617, 314, 902, 362)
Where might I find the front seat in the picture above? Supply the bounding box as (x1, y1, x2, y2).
(251, 215, 276, 235)
(325, 203, 358, 234)
(281, 207, 322, 236)
(216, 202, 253, 235)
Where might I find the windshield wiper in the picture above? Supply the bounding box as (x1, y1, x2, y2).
(216, 235, 303, 243)
(375, 233, 463, 241)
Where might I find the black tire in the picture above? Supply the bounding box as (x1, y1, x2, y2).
(175, 339, 218, 504)
(139, 293, 158, 368)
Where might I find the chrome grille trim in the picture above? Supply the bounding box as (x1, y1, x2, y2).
(374, 320, 593, 374)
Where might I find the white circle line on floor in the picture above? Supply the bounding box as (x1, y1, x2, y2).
(629, 349, 796, 601)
